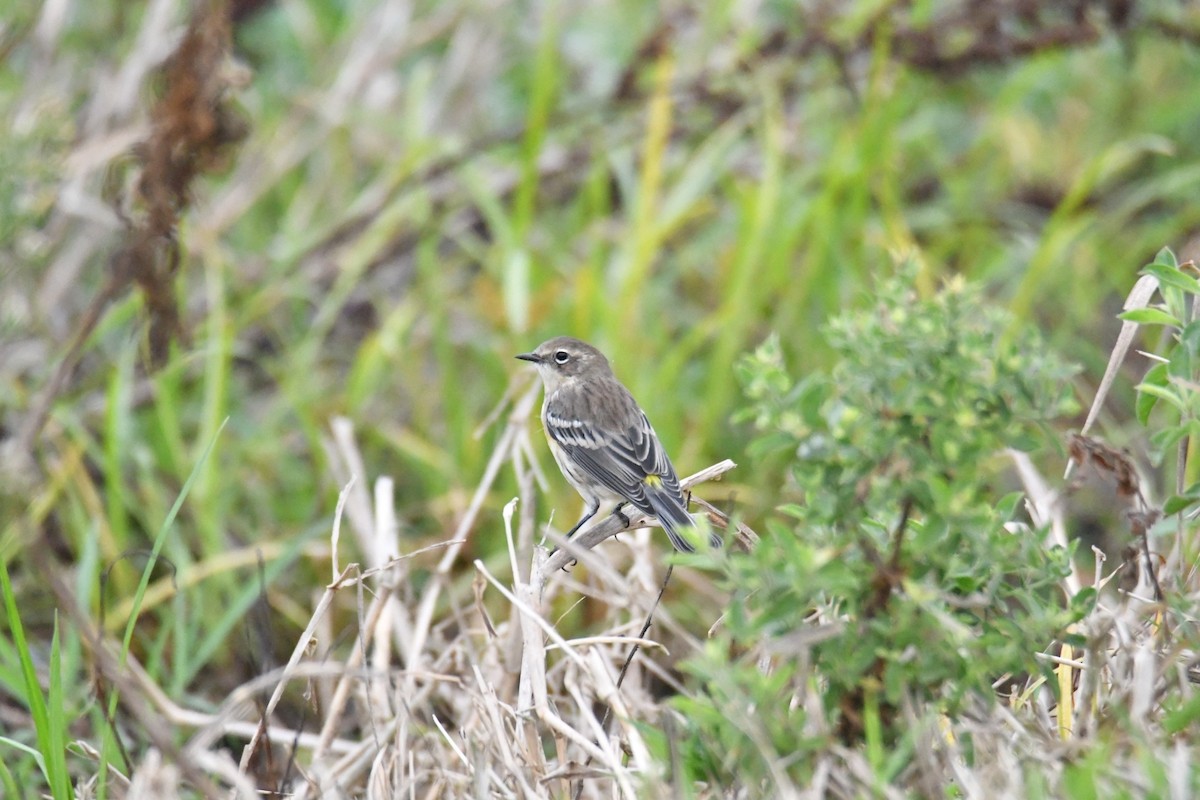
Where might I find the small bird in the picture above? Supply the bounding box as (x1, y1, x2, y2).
(516, 336, 721, 553)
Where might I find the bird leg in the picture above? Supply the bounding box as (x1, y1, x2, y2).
(564, 501, 600, 540)
(553, 501, 626, 569)
(553, 501, 601, 570)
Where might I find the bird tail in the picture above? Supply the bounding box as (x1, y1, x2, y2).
(645, 484, 722, 552)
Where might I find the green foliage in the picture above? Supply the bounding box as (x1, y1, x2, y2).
(1118, 247, 1200, 636)
(675, 271, 1082, 784)
(5, 0, 1200, 795)
(1, 566, 73, 800)
(1125, 248, 1200, 491)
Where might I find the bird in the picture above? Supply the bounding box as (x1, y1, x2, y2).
(516, 336, 721, 553)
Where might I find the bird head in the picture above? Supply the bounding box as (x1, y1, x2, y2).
(515, 336, 611, 391)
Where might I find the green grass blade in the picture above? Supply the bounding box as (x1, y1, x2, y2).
(112, 418, 229, 689)
(1, 565, 74, 799)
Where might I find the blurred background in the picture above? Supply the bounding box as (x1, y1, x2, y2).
(1, 0, 1199, 791)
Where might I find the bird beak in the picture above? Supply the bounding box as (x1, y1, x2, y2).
(515, 352, 540, 363)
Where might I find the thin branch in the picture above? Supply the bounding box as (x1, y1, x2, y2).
(543, 459, 738, 573)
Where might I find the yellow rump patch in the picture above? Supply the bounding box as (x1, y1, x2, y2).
(644, 475, 663, 488)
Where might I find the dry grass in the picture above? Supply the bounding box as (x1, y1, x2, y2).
(58, 377, 738, 799)
(5, 1, 1200, 797)
(61, 380, 1197, 799)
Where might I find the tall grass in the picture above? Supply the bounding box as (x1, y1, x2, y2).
(2, 1, 1199, 796)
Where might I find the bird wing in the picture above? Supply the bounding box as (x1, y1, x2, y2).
(544, 397, 681, 515)
(547, 388, 720, 551)
(544, 389, 714, 551)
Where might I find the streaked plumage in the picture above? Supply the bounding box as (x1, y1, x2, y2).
(516, 336, 721, 553)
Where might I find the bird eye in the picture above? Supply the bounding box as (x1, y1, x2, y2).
(554, 350, 570, 364)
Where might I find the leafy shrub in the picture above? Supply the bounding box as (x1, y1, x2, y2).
(671, 269, 1082, 786)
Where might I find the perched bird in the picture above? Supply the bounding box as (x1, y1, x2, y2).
(516, 336, 721, 553)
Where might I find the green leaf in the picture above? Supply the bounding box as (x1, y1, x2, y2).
(1117, 307, 1180, 326)
(0, 737, 46, 780)
(1069, 587, 1097, 617)
(1164, 692, 1200, 735)
(1, 566, 73, 799)
(108, 419, 228, 738)
(1149, 424, 1190, 454)
(1163, 493, 1200, 515)
(0, 754, 21, 799)
(1142, 262, 1200, 296)
(46, 619, 69, 800)
(995, 491, 1024, 521)
(1061, 629, 1089, 649)
(778, 503, 806, 520)
(1136, 363, 1169, 425)
(1135, 381, 1184, 413)
(1180, 319, 1200, 356)
(1152, 246, 1179, 269)
(1163, 479, 1200, 515)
